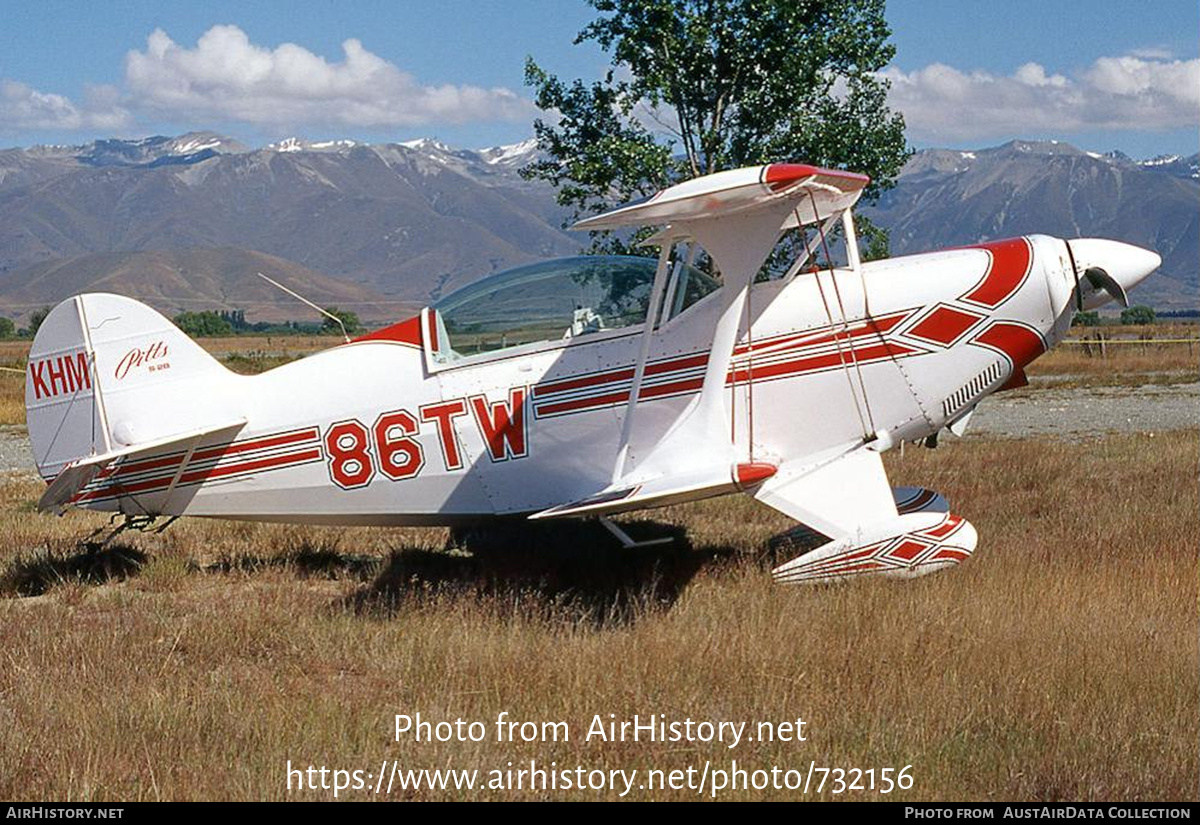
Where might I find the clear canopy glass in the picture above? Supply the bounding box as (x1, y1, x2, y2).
(430, 255, 719, 361)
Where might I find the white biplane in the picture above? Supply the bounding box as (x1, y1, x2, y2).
(25, 163, 1160, 583)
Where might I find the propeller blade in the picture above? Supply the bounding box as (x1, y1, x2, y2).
(1085, 266, 1129, 308)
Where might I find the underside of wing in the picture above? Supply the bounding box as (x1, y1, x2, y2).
(529, 461, 777, 521)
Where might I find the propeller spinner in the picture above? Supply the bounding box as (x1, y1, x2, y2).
(1065, 238, 1160, 311)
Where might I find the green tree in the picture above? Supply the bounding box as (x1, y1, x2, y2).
(220, 309, 249, 331)
(1072, 310, 1100, 327)
(1119, 304, 1155, 326)
(0, 317, 14, 339)
(523, 0, 909, 258)
(173, 311, 234, 337)
(27, 306, 51, 336)
(321, 307, 363, 337)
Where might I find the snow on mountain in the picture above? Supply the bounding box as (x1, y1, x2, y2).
(267, 137, 305, 153)
(0, 132, 1193, 312)
(863, 140, 1199, 309)
(253, 135, 543, 172)
(478, 138, 540, 165)
(1139, 154, 1181, 167)
(398, 138, 453, 153)
(169, 136, 226, 154)
(44, 132, 248, 167)
(267, 137, 361, 153)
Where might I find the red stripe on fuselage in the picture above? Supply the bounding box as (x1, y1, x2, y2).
(961, 238, 1032, 308)
(534, 353, 709, 398)
(733, 311, 910, 358)
(76, 447, 322, 503)
(729, 341, 916, 385)
(971, 322, 1045, 374)
(109, 428, 319, 479)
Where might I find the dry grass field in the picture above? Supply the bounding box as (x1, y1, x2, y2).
(0, 330, 1195, 801)
(0, 431, 1195, 800)
(1040, 326, 1198, 385)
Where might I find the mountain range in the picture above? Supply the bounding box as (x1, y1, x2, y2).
(0, 132, 571, 323)
(861, 140, 1198, 309)
(0, 132, 1194, 323)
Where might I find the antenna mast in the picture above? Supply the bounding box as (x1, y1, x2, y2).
(255, 272, 351, 343)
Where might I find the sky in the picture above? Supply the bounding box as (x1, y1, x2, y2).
(0, 0, 1196, 158)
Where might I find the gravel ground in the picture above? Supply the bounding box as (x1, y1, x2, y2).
(966, 381, 1198, 440)
(0, 427, 33, 478)
(2, 382, 1195, 477)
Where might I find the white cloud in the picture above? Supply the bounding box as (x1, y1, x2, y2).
(0, 80, 129, 133)
(1013, 63, 1067, 88)
(123, 25, 533, 128)
(883, 54, 1200, 142)
(1127, 46, 1175, 60)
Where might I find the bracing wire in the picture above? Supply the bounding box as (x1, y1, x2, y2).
(807, 192, 878, 435)
(797, 204, 871, 441)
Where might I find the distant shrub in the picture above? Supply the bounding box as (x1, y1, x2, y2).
(174, 310, 234, 337)
(321, 307, 363, 336)
(1120, 305, 1156, 326)
(27, 306, 51, 336)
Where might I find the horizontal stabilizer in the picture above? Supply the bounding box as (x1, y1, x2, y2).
(38, 418, 246, 514)
(530, 461, 777, 521)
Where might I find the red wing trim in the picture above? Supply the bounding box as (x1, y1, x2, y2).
(763, 164, 870, 193)
(75, 447, 322, 503)
(425, 309, 439, 351)
(734, 462, 778, 487)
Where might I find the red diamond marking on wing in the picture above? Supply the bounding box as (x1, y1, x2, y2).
(922, 514, 963, 540)
(888, 539, 931, 562)
(908, 305, 984, 347)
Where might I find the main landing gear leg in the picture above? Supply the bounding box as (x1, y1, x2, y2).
(598, 517, 674, 549)
(81, 513, 176, 551)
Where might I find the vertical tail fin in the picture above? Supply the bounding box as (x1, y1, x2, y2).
(26, 294, 243, 482)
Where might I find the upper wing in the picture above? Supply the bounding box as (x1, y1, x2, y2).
(573, 164, 869, 232)
(537, 163, 872, 526)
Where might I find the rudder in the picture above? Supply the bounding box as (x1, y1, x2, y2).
(26, 294, 241, 481)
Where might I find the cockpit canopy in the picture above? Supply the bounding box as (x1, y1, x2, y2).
(429, 255, 719, 362)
